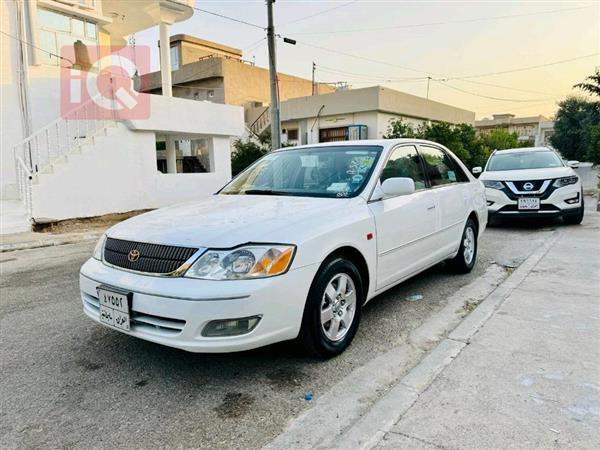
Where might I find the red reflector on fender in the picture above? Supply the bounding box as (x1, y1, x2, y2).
(367, 233, 374, 240)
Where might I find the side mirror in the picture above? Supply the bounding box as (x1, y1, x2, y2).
(381, 177, 415, 198)
(472, 166, 482, 176)
(567, 160, 580, 169)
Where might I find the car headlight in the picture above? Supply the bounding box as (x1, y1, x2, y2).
(92, 234, 106, 260)
(482, 180, 504, 190)
(185, 245, 296, 280)
(553, 176, 578, 188)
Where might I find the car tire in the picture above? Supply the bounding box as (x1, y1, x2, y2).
(563, 193, 584, 225)
(448, 218, 478, 274)
(298, 257, 363, 358)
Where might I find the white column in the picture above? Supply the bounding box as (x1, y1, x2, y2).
(159, 21, 175, 172)
(208, 136, 232, 179)
(166, 136, 177, 174)
(159, 21, 172, 97)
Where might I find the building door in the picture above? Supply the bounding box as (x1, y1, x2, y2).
(319, 127, 347, 143)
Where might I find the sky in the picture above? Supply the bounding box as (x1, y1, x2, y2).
(133, 0, 600, 119)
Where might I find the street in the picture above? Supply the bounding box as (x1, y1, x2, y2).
(0, 216, 569, 450)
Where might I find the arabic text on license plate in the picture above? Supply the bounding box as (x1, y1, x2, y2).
(518, 198, 540, 210)
(97, 288, 130, 331)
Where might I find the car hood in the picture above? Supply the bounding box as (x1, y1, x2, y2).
(106, 194, 354, 248)
(480, 166, 573, 181)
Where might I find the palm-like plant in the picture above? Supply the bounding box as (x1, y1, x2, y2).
(574, 68, 600, 98)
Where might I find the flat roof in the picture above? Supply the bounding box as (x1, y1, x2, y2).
(169, 34, 242, 57)
(281, 86, 475, 124)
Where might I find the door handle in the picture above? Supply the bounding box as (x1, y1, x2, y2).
(427, 204, 436, 210)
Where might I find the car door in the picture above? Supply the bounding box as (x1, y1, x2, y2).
(368, 144, 440, 291)
(418, 145, 471, 258)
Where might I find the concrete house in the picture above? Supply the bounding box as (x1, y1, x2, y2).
(140, 34, 336, 137)
(1, 0, 244, 234)
(279, 86, 476, 145)
(475, 114, 555, 147)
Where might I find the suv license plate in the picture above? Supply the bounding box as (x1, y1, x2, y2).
(97, 287, 131, 331)
(518, 198, 540, 210)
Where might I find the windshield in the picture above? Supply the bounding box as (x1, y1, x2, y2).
(220, 145, 383, 198)
(487, 151, 563, 171)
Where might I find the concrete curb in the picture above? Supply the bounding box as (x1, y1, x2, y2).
(0, 232, 103, 253)
(329, 231, 562, 450)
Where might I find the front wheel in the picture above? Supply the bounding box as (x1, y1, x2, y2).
(298, 257, 363, 358)
(447, 218, 478, 273)
(563, 194, 584, 225)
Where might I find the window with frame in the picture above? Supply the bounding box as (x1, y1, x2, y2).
(380, 145, 427, 190)
(287, 129, 299, 140)
(419, 146, 468, 187)
(38, 8, 98, 68)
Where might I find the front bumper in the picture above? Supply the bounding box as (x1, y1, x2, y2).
(80, 258, 318, 353)
(486, 183, 582, 219)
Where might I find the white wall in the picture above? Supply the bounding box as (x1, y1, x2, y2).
(1, 2, 25, 186)
(31, 124, 234, 222)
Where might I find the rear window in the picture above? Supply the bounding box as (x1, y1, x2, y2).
(487, 151, 563, 171)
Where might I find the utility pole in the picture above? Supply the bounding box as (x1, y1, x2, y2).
(426, 76, 431, 100)
(266, 0, 281, 150)
(312, 62, 316, 95)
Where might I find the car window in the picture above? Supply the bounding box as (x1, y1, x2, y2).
(220, 145, 382, 198)
(380, 145, 426, 190)
(419, 146, 468, 187)
(487, 151, 563, 171)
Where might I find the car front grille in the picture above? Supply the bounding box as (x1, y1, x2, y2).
(510, 179, 547, 191)
(103, 238, 198, 275)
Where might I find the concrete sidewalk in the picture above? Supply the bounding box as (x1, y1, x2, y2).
(338, 213, 600, 449)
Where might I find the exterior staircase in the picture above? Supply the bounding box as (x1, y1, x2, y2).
(182, 156, 208, 173)
(6, 88, 118, 232)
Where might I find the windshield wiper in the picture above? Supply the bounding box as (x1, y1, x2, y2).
(243, 189, 288, 196)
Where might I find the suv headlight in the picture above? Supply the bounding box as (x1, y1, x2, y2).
(92, 234, 106, 260)
(185, 245, 296, 280)
(482, 180, 504, 190)
(553, 176, 578, 188)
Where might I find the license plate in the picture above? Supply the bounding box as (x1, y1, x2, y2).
(97, 287, 131, 332)
(518, 197, 540, 210)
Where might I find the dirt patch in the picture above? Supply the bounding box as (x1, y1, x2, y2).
(266, 368, 306, 390)
(32, 210, 151, 233)
(214, 392, 255, 419)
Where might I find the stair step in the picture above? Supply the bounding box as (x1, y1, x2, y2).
(0, 200, 30, 235)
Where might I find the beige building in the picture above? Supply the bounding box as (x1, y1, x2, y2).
(475, 114, 555, 147)
(141, 34, 335, 133)
(278, 86, 476, 145)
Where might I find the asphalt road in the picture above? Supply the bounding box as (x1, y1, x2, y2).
(0, 216, 571, 449)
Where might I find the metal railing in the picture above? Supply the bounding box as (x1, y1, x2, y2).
(249, 107, 270, 137)
(13, 85, 117, 218)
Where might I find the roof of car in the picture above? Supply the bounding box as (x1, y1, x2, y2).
(275, 139, 443, 151)
(493, 146, 554, 154)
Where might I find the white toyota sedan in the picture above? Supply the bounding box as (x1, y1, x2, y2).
(476, 147, 584, 224)
(80, 139, 487, 357)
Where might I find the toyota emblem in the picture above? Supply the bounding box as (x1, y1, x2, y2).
(523, 182, 534, 191)
(128, 249, 141, 262)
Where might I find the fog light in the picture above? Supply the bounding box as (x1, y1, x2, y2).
(202, 316, 262, 337)
(565, 193, 580, 205)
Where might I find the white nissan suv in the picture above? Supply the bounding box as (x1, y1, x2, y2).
(80, 140, 487, 357)
(475, 147, 584, 224)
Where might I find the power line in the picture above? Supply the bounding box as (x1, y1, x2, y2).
(286, 5, 593, 35)
(449, 53, 600, 80)
(282, 0, 358, 26)
(317, 64, 427, 82)
(0, 29, 74, 64)
(435, 80, 556, 103)
(192, 6, 264, 30)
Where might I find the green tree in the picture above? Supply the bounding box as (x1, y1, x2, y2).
(586, 122, 600, 165)
(550, 96, 600, 162)
(481, 128, 519, 151)
(574, 68, 600, 98)
(231, 139, 268, 176)
(384, 118, 490, 169)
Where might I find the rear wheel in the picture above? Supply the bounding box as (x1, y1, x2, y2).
(448, 218, 478, 273)
(298, 257, 363, 358)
